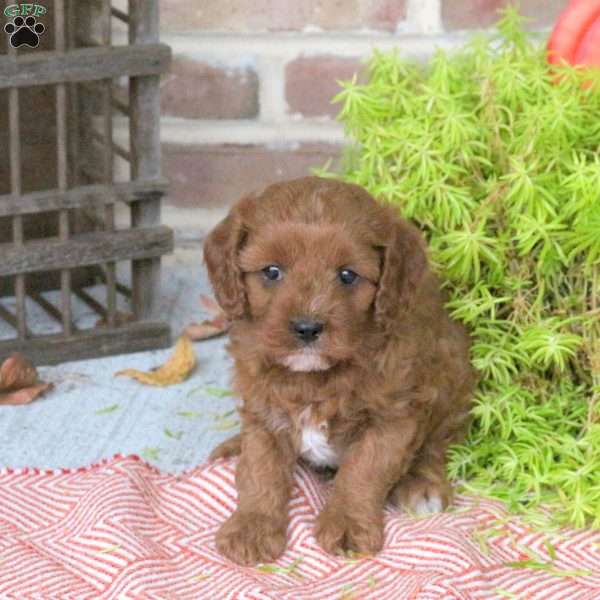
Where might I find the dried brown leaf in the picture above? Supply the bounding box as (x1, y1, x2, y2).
(115, 336, 196, 386)
(0, 353, 38, 389)
(184, 295, 229, 341)
(199, 294, 222, 316)
(183, 318, 229, 341)
(0, 383, 53, 406)
(0, 353, 53, 405)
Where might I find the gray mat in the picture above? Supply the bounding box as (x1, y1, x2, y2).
(0, 240, 239, 473)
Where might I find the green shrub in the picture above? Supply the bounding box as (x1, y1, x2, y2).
(321, 8, 600, 528)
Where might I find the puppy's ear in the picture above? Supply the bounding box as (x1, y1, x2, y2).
(375, 216, 428, 329)
(203, 199, 251, 320)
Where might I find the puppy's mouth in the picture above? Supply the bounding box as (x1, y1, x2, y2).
(279, 348, 332, 372)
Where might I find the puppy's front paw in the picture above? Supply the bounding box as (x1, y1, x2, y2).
(216, 510, 287, 565)
(314, 504, 383, 556)
(390, 475, 451, 516)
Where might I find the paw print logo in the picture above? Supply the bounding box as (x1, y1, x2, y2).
(4, 16, 45, 48)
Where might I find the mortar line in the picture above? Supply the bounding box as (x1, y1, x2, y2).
(118, 30, 469, 60)
(113, 118, 346, 147)
(404, 0, 443, 34)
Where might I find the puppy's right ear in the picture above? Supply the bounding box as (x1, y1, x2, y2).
(203, 202, 249, 320)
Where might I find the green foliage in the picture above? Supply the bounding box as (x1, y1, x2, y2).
(321, 6, 600, 528)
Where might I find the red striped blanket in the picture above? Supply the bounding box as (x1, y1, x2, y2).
(0, 455, 598, 599)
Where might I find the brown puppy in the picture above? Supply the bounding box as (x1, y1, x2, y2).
(204, 176, 474, 566)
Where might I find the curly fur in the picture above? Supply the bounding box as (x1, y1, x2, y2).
(204, 176, 475, 565)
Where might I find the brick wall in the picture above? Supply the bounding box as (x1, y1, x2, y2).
(157, 0, 567, 232)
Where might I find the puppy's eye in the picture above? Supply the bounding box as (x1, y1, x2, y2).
(338, 268, 359, 286)
(262, 265, 283, 282)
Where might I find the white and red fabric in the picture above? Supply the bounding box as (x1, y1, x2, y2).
(0, 455, 598, 599)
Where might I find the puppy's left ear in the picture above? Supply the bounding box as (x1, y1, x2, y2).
(203, 199, 252, 320)
(375, 216, 428, 329)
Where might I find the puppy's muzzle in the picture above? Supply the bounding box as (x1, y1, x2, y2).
(290, 318, 324, 344)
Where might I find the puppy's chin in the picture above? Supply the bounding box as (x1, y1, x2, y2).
(280, 349, 331, 372)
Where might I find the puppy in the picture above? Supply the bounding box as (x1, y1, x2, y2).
(204, 176, 474, 566)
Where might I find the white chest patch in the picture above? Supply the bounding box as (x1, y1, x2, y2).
(299, 412, 340, 468)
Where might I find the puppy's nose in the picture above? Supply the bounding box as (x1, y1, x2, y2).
(291, 319, 324, 344)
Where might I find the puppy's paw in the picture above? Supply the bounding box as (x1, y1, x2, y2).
(390, 475, 451, 516)
(314, 505, 383, 556)
(209, 434, 242, 461)
(216, 510, 287, 565)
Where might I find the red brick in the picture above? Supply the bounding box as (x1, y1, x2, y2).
(442, 0, 567, 31)
(160, 0, 405, 32)
(163, 143, 342, 210)
(285, 55, 366, 118)
(362, 0, 407, 31)
(161, 0, 353, 31)
(161, 56, 259, 119)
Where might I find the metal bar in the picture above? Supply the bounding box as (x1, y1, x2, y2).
(56, 0, 73, 337)
(6, 0, 26, 340)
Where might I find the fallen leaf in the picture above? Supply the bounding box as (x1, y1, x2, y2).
(209, 419, 239, 431)
(504, 559, 592, 577)
(199, 294, 221, 314)
(204, 386, 234, 398)
(96, 404, 120, 415)
(342, 550, 369, 563)
(0, 383, 53, 406)
(545, 540, 557, 561)
(214, 409, 237, 419)
(141, 447, 161, 460)
(286, 557, 303, 578)
(0, 353, 37, 389)
(177, 410, 202, 418)
(164, 428, 183, 440)
(256, 564, 280, 574)
(183, 320, 227, 341)
(0, 353, 53, 406)
(548, 568, 593, 577)
(183, 294, 230, 341)
(115, 336, 196, 386)
(255, 559, 303, 577)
